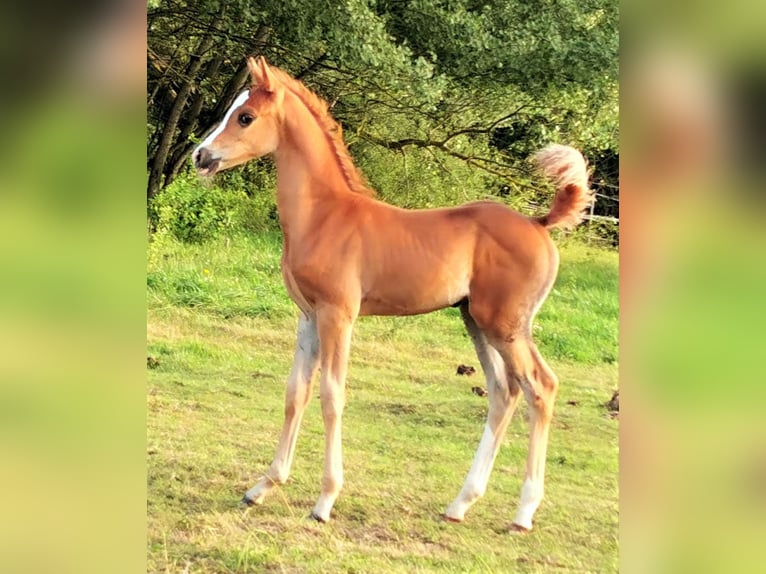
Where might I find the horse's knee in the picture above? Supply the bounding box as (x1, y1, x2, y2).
(541, 369, 558, 397)
(518, 372, 557, 421)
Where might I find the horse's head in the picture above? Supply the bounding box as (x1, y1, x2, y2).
(193, 57, 284, 176)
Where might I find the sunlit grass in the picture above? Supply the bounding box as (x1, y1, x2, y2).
(148, 233, 618, 366)
(147, 233, 618, 572)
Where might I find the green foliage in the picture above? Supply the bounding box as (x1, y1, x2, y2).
(148, 0, 619, 227)
(149, 176, 240, 243)
(149, 173, 278, 244)
(355, 145, 500, 209)
(148, 233, 617, 366)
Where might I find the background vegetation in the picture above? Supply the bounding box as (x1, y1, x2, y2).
(147, 0, 619, 243)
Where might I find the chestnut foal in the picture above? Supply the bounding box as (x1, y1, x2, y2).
(193, 57, 593, 531)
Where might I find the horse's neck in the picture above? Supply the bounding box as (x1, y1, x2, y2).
(273, 94, 350, 243)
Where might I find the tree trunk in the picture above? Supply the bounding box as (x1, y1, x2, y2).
(147, 10, 221, 200)
(163, 52, 225, 188)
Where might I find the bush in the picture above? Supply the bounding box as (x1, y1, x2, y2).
(149, 177, 242, 243)
(212, 163, 280, 231)
(149, 172, 282, 243)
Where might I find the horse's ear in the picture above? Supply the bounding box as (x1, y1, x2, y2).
(248, 56, 276, 92)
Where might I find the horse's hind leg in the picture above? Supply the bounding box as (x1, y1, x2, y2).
(243, 314, 319, 505)
(492, 335, 559, 531)
(444, 305, 522, 522)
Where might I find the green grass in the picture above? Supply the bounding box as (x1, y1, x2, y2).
(148, 232, 618, 366)
(147, 233, 618, 573)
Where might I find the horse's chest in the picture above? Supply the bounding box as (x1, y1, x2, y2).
(281, 256, 314, 314)
(281, 252, 353, 313)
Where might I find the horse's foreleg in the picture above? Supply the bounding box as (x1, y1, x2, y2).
(310, 308, 354, 523)
(243, 314, 319, 505)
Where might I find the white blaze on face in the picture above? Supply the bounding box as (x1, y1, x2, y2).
(193, 90, 250, 159)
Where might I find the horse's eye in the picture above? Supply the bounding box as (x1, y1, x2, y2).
(238, 113, 254, 127)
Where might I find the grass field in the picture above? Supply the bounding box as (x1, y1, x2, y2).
(147, 232, 618, 573)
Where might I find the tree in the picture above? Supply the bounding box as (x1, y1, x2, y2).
(147, 0, 618, 203)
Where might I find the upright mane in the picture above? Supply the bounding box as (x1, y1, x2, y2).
(268, 67, 375, 197)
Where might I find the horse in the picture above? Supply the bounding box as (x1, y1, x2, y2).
(192, 57, 593, 531)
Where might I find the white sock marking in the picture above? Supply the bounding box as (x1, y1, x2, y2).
(513, 478, 542, 528)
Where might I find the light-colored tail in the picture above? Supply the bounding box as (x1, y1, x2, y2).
(534, 144, 594, 230)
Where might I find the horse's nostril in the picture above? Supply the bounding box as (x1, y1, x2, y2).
(193, 147, 220, 175)
(196, 147, 215, 169)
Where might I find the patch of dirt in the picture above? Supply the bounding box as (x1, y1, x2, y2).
(456, 364, 476, 376)
(553, 419, 572, 430)
(341, 523, 399, 545)
(605, 390, 619, 418)
(471, 386, 488, 397)
(147, 356, 161, 369)
(381, 403, 418, 416)
(251, 371, 277, 380)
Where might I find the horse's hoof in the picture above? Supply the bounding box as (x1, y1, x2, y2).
(241, 496, 256, 507)
(509, 522, 532, 533)
(443, 514, 463, 524)
(309, 511, 327, 523)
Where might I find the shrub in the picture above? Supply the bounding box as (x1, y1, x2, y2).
(149, 166, 282, 243)
(149, 176, 250, 243)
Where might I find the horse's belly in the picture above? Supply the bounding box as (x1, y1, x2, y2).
(359, 273, 469, 317)
(359, 298, 453, 317)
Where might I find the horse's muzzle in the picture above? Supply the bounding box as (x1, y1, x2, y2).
(194, 147, 220, 176)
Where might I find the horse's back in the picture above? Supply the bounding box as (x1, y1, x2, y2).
(446, 200, 557, 266)
(350, 198, 557, 318)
